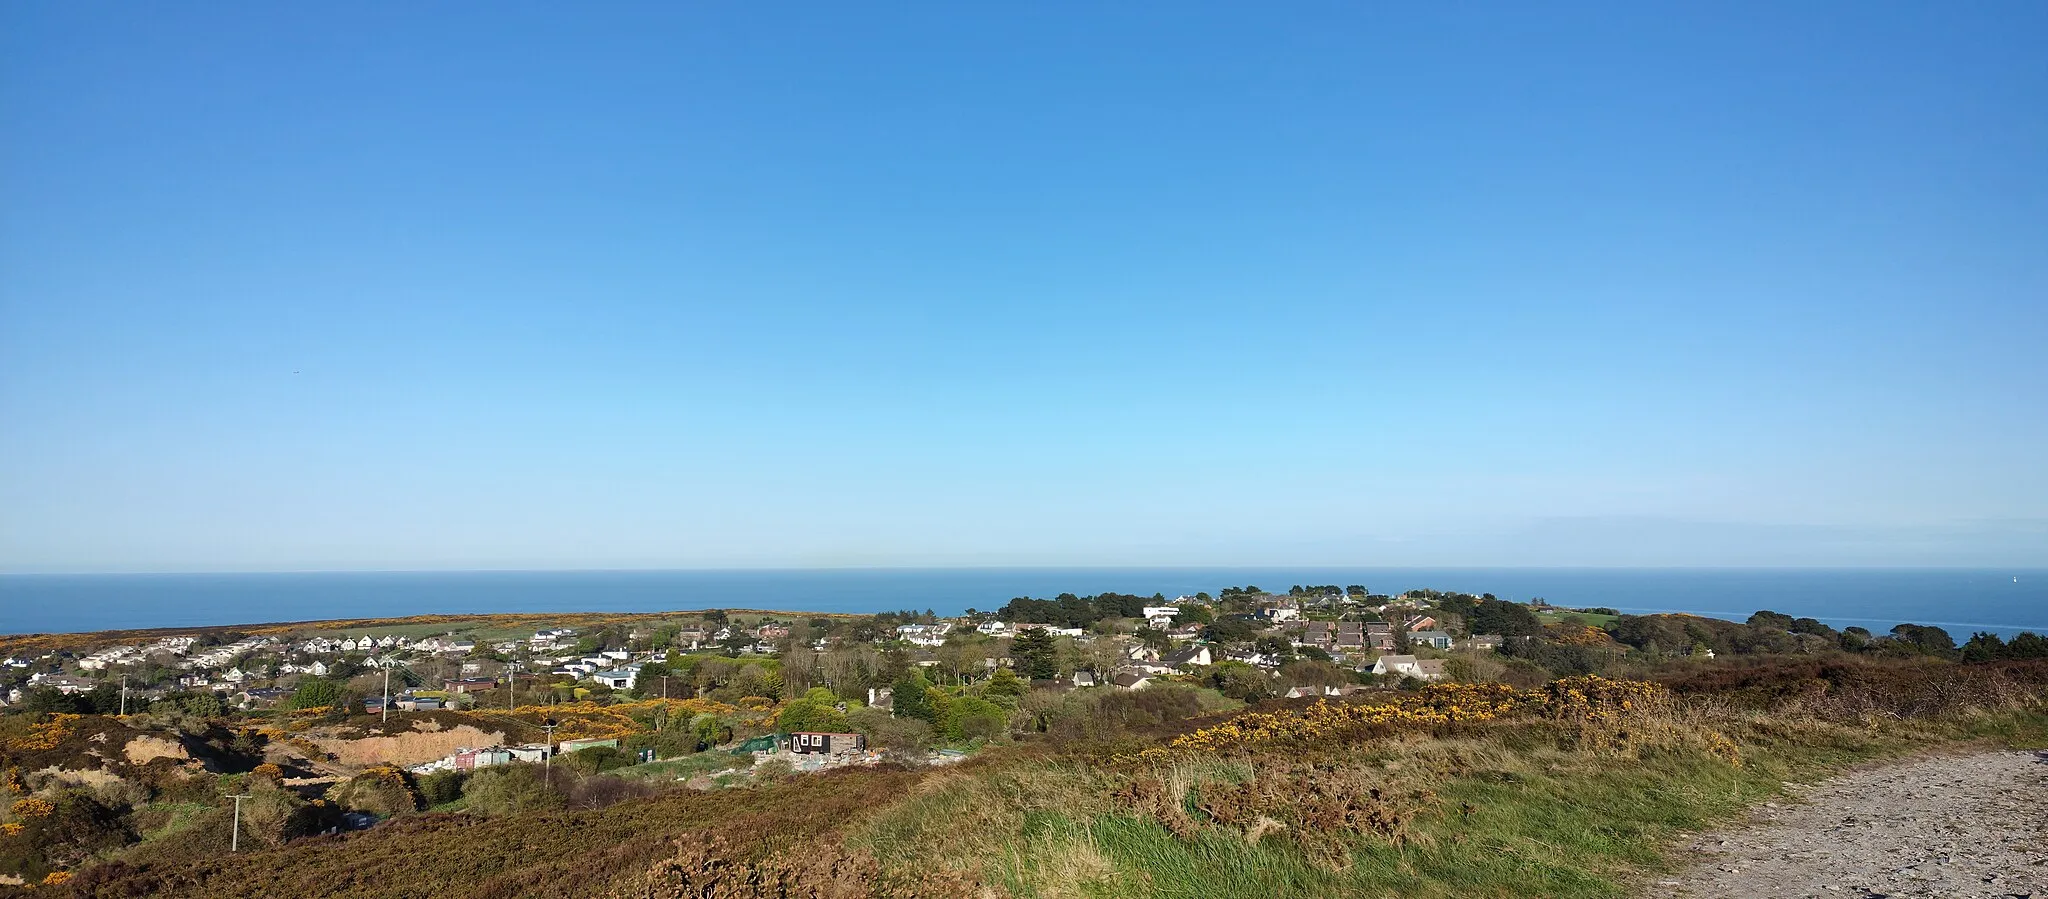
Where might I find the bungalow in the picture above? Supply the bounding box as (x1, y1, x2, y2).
(757, 624, 790, 640)
(589, 667, 640, 690)
(1403, 615, 1440, 632)
(396, 695, 445, 711)
(1163, 645, 1213, 669)
(1071, 670, 1098, 688)
(1461, 634, 1504, 651)
(1140, 606, 1179, 620)
(1409, 630, 1454, 650)
(443, 678, 498, 694)
(1371, 655, 1447, 681)
(975, 620, 1011, 636)
(1111, 671, 1153, 690)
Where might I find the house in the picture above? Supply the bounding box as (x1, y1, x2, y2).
(30, 674, 99, 695)
(1462, 634, 1504, 650)
(1284, 685, 1344, 699)
(1111, 671, 1153, 690)
(867, 687, 894, 711)
(1371, 655, 1446, 681)
(396, 695, 445, 711)
(1140, 606, 1179, 620)
(1403, 615, 1440, 632)
(589, 667, 640, 691)
(1071, 670, 1098, 688)
(757, 624, 790, 640)
(975, 620, 1011, 636)
(236, 687, 292, 709)
(1146, 615, 1174, 630)
(443, 678, 498, 694)
(560, 737, 619, 754)
(1163, 645, 1213, 669)
(1299, 621, 1335, 649)
(788, 732, 865, 756)
(1263, 606, 1303, 622)
(1409, 630, 1454, 650)
(1364, 623, 1397, 652)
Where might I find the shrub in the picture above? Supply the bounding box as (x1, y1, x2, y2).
(326, 765, 421, 818)
(418, 769, 465, 806)
(559, 745, 632, 776)
(462, 763, 563, 815)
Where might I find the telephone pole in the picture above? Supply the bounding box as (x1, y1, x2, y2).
(380, 663, 391, 724)
(506, 662, 519, 713)
(226, 792, 252, 852)
(540, 720, 558, 786)
(119, 675, 128, 716)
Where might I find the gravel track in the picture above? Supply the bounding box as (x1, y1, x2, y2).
(1647, 750, 2048, 899)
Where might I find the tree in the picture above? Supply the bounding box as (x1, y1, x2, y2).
(1889, 624, 1957, 657)
(1253, 635, 1296, 663)
(1746, 610, 1796, 631)
(947, 697, 1008, 743)
(891, 670, 936, 724)
(288, 678, 345, 711)
(776, 687, 850, 733)
(979, 667, 1026, 701)
(1135, 627, 1170, 653)
(1010, 629, 1059, 680)
(1960, 632, 2008, 663)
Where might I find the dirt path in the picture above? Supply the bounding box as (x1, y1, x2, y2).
(1648, 750, 2048, 899)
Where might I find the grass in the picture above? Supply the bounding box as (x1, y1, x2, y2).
(609, 751, 748, 783)
(1536, 610, 1620, 628)
(850, 663, 2048, 899)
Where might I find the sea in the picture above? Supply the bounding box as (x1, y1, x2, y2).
(0, 568, 2043, 639)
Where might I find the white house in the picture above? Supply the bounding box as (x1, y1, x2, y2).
(975, 620, 1011, 636)
(589, 666, 641, 690)
(1141, 606, 1179, 620)
(1371, 655, 1447, 681)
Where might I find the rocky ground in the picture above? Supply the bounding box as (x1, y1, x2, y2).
(1649, 750, 2048, 899)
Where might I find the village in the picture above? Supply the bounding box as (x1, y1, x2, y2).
(1, 585, 1566, 781)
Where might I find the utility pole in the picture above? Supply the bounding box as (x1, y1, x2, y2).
(226, 792, 252, 852)
(381, 663, 391, 724)
(506, 662, 519, 714)
(119, 675, 128, 716)
(661, 674, 669, 701)
(540, 720, 558, 786)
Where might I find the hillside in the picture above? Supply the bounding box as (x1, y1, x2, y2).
(7, 656, 2046, 898)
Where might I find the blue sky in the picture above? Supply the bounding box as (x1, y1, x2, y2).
(2, 3, 2044, 572)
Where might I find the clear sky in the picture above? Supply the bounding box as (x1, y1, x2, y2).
(2, 3, 2044, 572)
